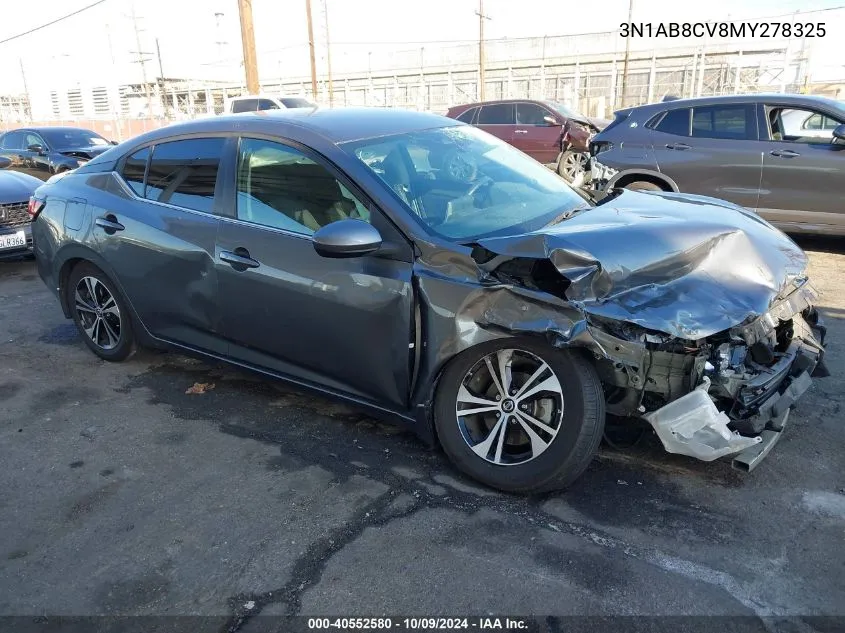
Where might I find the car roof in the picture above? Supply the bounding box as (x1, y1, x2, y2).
(628, 93, 844, 113)
(449, 98, 544, 110)
(8, 126, 96, 133)
(133, 107, 461, 145)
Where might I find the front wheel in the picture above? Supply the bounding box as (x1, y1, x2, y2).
(557, 149, 589, 184)
(434, 339, 605, 493)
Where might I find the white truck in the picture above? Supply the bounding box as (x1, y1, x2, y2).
(223, 95, 316, 114)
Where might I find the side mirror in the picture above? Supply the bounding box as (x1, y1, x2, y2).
(543, 115, 558, 126)
(0, 156, 10, 170)
(312, 219, 382, 258)
(27, 143, 44, 154)
(109, 140, 119, 146)
(832, 123, 845, 143)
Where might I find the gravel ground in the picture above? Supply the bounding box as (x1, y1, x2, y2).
(0, 237, 843, 632)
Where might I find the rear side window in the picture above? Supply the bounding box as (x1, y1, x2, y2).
(456, 107, 478, 123)
(653, 108, 691, 136)
(145, 138, 225, 213)
(692, 104, 755, 140)
(0, 131, 24, 150)
(477, 104, 515, 125)
(121, 147, 149, 197)
(230, 98, 258, 113)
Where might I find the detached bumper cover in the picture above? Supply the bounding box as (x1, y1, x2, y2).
(644, 312, 825, 470)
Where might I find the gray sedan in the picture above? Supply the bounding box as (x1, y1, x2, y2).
(29, 108, 828, 492)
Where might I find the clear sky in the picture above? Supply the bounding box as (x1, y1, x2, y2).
(1, 0, 844, 92)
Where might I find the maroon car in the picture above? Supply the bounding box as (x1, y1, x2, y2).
(445, 99, 609, 183)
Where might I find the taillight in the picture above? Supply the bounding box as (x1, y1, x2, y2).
(28, 197, 44, 218)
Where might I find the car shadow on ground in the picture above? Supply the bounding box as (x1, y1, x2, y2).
(791, 234, 845, 255)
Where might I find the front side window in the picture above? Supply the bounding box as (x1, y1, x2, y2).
(24, 133, 44, 149)
(477, 104, 515, 125)
(517, 103, 553, 125)
(343, 125, 590, 242)
(236, 138, 370, 235)
(691, 105, 754, 140)
(769, 106, 845, 143)
(653, 108, 691, 136)
(121, 147, 149, 197)
(279, 98, 314, 108)
(145, 138, 224, 212)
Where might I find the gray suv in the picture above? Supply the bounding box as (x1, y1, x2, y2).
(586, 94, 845, 236)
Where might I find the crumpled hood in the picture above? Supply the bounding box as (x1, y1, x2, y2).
(477, 190, 809, 340)
(0, 170, 41, 204)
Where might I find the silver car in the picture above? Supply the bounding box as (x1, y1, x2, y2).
(586, 93, 845, 236)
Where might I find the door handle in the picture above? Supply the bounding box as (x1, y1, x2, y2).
(94, 215, 125, 233)
(220, 248, 260, 270)
(514, 129, 528, 134)
(770, 149, 800, 158)
(665, 143, 691, 150)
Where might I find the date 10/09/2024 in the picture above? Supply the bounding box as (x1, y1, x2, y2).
(307, 617, 529, 631)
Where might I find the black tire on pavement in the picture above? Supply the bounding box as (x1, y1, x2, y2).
(434, 338, 605, 494)
(66, 262, 136, 362)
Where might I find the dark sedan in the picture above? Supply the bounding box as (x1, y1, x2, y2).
(0, 126, 116, 181)
(0, 156, 41, 260)
(30, 108, 827, 492)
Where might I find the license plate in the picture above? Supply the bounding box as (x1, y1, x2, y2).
(0, 231, 26, 250)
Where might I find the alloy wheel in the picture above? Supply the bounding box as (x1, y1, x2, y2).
(455, 348, 564, 466)
(74, 276, 121, 350)
(561, 151, 588, 181)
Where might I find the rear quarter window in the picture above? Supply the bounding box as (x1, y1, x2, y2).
(651, 108, 691, 136)
(456, 107, 478, 123)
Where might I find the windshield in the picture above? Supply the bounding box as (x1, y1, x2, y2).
(280, 98, 315, 108)
(545, 101, 587, 121)
(41, 129, 108, 148)
(342, 125, 590, 241)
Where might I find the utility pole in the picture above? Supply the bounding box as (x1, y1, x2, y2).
(475, 1, 491, 101)
(305, 0, 319, 99)
(155, 38, 167, 117)
(620, 0, 634, 107)
(19, 59, 31, 119)
(128, 1, 155, 117)
(237, 0, 260, 94)
(322, 0, 334, 106)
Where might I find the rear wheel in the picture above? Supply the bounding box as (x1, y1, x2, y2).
(67, 263, 135, 362)
(434, 338, 605, 493)
(623, 180, 663, 192)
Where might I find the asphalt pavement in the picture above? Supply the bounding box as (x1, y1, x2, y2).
(0, 238, 843, 632)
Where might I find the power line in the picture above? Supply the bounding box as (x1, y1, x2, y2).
(0, 0, 110, 46)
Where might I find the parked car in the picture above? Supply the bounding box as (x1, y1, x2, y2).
(30, 108, 827, 492)
(0, 156, 41, 260)
(586, 93, 845, 236)
(445, 99, 609, 183)
(0, 127, 117, 182)
(223, 95, 317, 114)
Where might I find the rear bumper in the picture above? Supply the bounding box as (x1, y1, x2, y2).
(0, 223, 33, 261)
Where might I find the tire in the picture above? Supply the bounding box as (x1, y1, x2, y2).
(557, 149, 589, 184)
(623, 180, 663, 192)
(66, 262, 136, 362)
(434, 338, 605, 494)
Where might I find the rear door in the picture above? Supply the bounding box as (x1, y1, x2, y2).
(105, 137, 228, 353)
(476, 103, 516, 146)
(649, 103, 762, 209)
(513, 102, 560, 164)
(214, 136, 415, 408)
(756, 103, 845, 232)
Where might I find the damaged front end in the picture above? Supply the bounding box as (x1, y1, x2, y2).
(466, 189, 830, 472)
(589, 286, 826, 470)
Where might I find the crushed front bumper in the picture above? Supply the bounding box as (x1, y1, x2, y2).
(643, 308, 827, 472)
(583, 157, 618, 190)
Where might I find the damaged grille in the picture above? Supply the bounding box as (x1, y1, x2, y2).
(0, 202, 30, 229)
